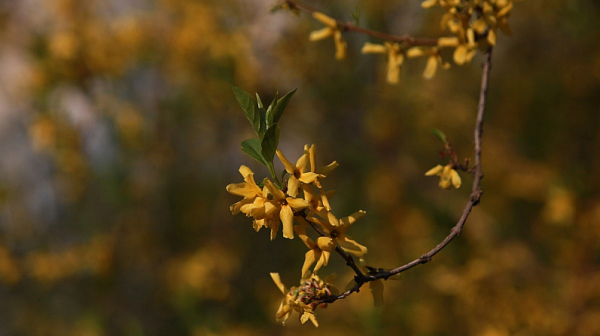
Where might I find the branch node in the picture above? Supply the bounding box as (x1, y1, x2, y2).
(419, 254, 432, 264)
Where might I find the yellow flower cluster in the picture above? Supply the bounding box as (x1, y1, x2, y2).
(426, 0, 514, 65)
(227, 144, 370, 325)
(270, 273, 338, 327)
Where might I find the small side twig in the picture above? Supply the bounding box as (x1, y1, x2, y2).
(282, 0, 438, 46)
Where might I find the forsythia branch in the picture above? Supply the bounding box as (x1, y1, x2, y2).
(281, 0, 438, 46)
(319, 48, 492, 304)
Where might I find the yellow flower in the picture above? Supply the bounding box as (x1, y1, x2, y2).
(425, 164, 462, 189)
(309, 12, 347, 60)
(264, 179, 311, 239)
(305, 144, 338, 188)
(276, 148, 321, 197)
(361, 42, 405, 84)
(310, 211, 368, 258)
(302, 184, 334, 218)
(270, 273, 337, 327)
(406, 47, 450, 79)
(295, 218, 333, 278)
(226, 165, 263, 214)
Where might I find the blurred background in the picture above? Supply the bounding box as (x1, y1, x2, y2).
(0, 0, 599, 335)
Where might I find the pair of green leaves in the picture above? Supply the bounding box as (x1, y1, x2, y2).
(232, 86, 297, 183)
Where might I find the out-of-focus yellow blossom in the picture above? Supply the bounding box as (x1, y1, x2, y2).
(305, 144, 338, 188)
(406, 47, 450, 79)
(425, 164, 462, 189)
(309, 12, 347, 60)
(310, 211, 368, 257)
(276, 149, 321, 197)
(295, 218, 333, 278)
(426, 0, 515, 64)
(270, 273, 337, 327)
(361, 42, 405, 84)
(421, 0, 460, 9)
(263, 179, 311, 239)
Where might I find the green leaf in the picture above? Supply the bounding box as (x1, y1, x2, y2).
(261, 124, 280, 164)
(256, 93, 267, 138)
(232, 86, 261, 136)
(241, 138, 267, 166)
(430, 128, 447, 143)
(265, 92, 278, 127)
(268, 89, 296, 126)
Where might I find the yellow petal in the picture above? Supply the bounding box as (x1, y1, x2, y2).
(423, 54, 438, 79)
(421, 0, 437, 8)
(370, 280, 384, 307)
(438, 37, 460, 47)
(450, 169, 462, 188)
(226, 182, 260, 198)
(334, 30, 347, 60)
(471, 18, 489, 35)
(361, 42, 386, 54)
(270, 220, 280, 240)
(327, 212, 340, 227)
(453, 44, 469, 65)
(386, 52, 404, 84)
(425, 164, 444, 176)
(487, 28, 497, 46)
(270, 273, 287, 294)
(230, 198, 253, 215)
(308, 144, 317, 172)
(317, 236, 336, 252)
(312, 11, 337, 27)
(309, 27, 334, 41)
(497, 2, 513, 18)
(286, 197, 310, 211)
(264, 201, 279, 216)
(406, 47, 427, 58)
(295, 153, 309, 173)
(302, 250, 318, 279)
(339, 210, 366, 227)
(337, 235, 368, 257)
(264, 178, 286, 200)
(467, 28, 476, 48)
(287, 176, 300, 197)
(298, 172, 321, 184)
(317, 161, 338, 176)
(276, 149, 296, 174)
(280, 205, 294, 239)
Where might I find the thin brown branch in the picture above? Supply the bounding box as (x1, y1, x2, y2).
(281, 0, 438, 46)
(322, 48, 493, 303)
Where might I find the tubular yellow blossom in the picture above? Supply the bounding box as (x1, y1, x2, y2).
(309, 12, 347, 60)
(276, 149, 322, 197)
(362, 42, 404, 84)
(270, 273, 337, 327)
(310, 210, 368, 258)
(425, 164, 462, 189)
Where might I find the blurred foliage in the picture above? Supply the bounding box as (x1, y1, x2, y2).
(0, 0, 599, 335)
